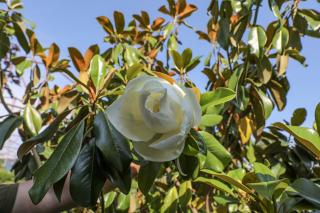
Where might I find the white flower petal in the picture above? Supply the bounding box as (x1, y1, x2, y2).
(181, 87, 202, 127)
(141, 87, 183, 133)
(106, 91, 155, 141)
(133, 134, 186, 162)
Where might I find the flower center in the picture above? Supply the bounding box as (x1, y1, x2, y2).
(145, 91, 165, 113)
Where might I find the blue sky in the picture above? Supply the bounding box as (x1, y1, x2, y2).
(21, 0, 320, 127)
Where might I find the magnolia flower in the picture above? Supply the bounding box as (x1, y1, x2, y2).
(106, 74, 201, 162)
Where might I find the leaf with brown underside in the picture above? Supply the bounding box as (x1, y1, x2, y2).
(114, 11, 125, 33)
(179, 4, 197, 20)
(277, 54, 289, 76)
(68, 47, 86, 72)
(46, 43, 60, 69)
(151, 18, 165, 31)
(84, 45, 100, 70)
(96, 16, 114, 35)
(154, 72, 176, 84)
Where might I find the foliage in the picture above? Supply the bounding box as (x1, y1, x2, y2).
(0, 0, 320, 212)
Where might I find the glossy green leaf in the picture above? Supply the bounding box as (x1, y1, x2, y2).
(248, 25, 267, 58)
(182, 48, 192, 67)
(201, 169, 253, 194)
(253, 162, 275, 182)
(138, 161, 161, 195)
(200, 87, 236, 112)
(160, 186, 178, 213)
(217, 18, 230, 50)
(117, 193, 130, 211)
(0, 116, 23, 150)
(256, 88, 273, 119)
(299, 10, 320, 31)
(178, 180, 192, 208)
(70, 140, 106, 207)
(177, 154, 200, 179)
(200, 114, 223, 127)
(0, 33, 10, 59)
(273, 122, 320, 159)
(94, 111, 132, 173)
(247, 179, 287, 200)
(16, 60, 32, 76)
(171, 50, 183, 70)
(199, 131, 232, 169)
(88, 55, 106, 91)
(104, 192, 117, 208)
(290, 178, 320, 208)
(23, 103, 42, 136)
(195, 177, 234, 196)
(127, 63, 144, 80)
(272, 26, 289, 53)
(13, 22, 30, 53)
(17, 110, 70, 160)
(163, 23, 174, 38)
(291, 108, 307, 126)
(29, 121, 84, 204)
(124, 46, 140, 66)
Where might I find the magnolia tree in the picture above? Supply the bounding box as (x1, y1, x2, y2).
(1, 0, 320, 212)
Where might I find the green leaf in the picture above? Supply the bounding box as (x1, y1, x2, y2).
(195, 177, 234, 196)
(290, 178, 320, 208)
(0, 33, 10, 59)
(200, 114, 223, 127)
(23, 103, 42, 136)
(70, 140, 106, 207)
(272, 26, 289, 53)
(273, 122, 320, 158)
(218, 18, 230, 50)
(299, 10, 320, 31)
(138, 161, 161, 195)
(171, 50, 183, 70)
(117, 193, 130, 211)
(124, 46, 140, 66)
(160, 186, 178, 213)
(104, 192, 117, 208)
(182, 48, 192, 67)
(200, 87, 236, 112)
(0, 116, 23, 150)
(177, 154, 200, 179)
(29, 121, 84, 204)
(13, 22, 30, 53)
(178, 180, 192, 208)
(291, 108, 307, 126)
(315, 103, 320, 135)
(88, 55, 106, 91)
(199, 131, 232, 171)
(256, 88, 273, 119)
(247, 179, 287, 200)
(94, 111, 132, 173)
(163, 23, 174, 38)
(185, 56, 201, 72)
(127, 63, 144, 80)
(201, 169, 253, 194)
(183, 129, 207, 156)
(248, 25, 267, 58)
(253, 162, 275, 182)
(228, 66, 243, 91)
(16, 60, 32, 76)
(17, 110, 70, 160)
